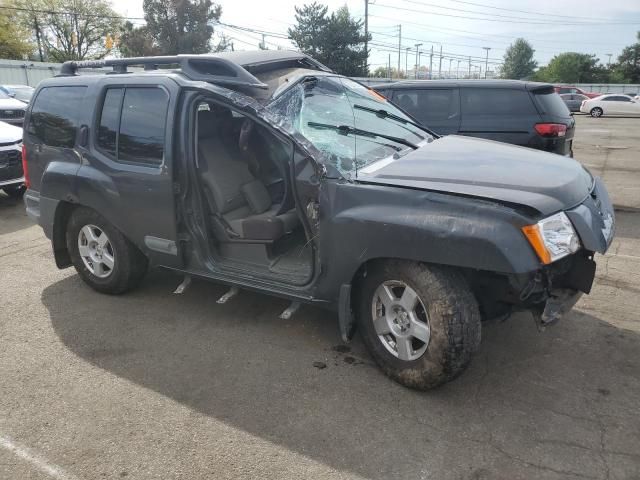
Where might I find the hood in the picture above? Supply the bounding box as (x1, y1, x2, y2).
(357, 135, 593, 216)
(0, 121, 23, 143)
(0, 97, 27, 110)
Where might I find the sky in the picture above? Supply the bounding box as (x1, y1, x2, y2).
(111, 0, 640, 76)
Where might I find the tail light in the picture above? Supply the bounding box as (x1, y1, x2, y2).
(21, 143, 31, 188)
(534, 123, 567, 137)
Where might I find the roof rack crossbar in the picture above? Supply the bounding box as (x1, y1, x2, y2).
(58, 55, 269, 89)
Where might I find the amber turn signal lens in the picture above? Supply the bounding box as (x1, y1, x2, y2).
(522, 224, 552, 265)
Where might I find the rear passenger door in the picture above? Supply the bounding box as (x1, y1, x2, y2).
(80, 77, 183, 268)
(459, 88, 539, 147)
(390, 88, 460, 135)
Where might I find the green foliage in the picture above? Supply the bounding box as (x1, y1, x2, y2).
(611, 31, 640, 83)
(288, 3, 369, 76)
(142, 0, 223, 55)
(500, 38, 537, 80)
(118, 21, 159, 57)
(0, 6, 34, 59)
(15, 0, 122, 61)
(534, 52, 606, 83)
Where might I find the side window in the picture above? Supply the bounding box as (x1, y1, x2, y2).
(394, 89, 459, 123)
(461, 88, 537, 117)
(97, 88, 123, 158)
(95, 87, 169, 166)
(558, 88, 571, 94)
(119, 88, 168, 165)
(603, 96, 629, 102)
(27, 86, 87, 147)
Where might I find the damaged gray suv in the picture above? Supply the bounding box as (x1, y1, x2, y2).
(23, 51, 615, 389)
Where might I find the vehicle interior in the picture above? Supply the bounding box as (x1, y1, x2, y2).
(194, 100, 314, 285)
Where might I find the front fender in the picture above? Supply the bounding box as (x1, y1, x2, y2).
(315, 182, 540, 301)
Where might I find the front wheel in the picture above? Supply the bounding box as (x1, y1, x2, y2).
(590, 107, 603, 118)
(66, 207, 148, 294)
(356, 261, 481, 390)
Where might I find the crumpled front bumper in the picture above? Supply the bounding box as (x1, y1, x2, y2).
(539, 289, 583, 326)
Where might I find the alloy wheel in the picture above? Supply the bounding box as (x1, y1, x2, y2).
(371, 280, 430, 361)
(77, 224, 115, 278)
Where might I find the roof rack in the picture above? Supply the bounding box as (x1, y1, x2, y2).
(58, 55, 269, 89)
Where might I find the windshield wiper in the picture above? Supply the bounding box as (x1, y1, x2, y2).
(307, 122, 419, 150)
(353, 104, 431, 137)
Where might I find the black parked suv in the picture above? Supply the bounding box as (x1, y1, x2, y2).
(23, 52, 614, 389)
(375, 80, 575, 156)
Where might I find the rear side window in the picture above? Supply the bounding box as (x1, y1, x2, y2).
(96, 87, 169, 166)
(461, 88, 537, 117)
(393, 88, 459, 122)
(27, 86, 87, 147)
(533, 90, 571, 117)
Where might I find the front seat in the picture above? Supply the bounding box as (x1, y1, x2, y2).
(198, 109, 299, 242)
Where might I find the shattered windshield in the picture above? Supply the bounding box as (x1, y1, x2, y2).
(268, 75, 430, 176)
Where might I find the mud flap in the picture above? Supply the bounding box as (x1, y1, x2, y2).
(338, 284, 355, 343)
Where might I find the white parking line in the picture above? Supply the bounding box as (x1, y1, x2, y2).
(0, 435, 81, 480)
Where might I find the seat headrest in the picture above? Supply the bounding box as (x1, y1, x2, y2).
(197, 107, 234, 139)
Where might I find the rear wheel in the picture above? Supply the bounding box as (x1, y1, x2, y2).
(356, 260, 481, 390)
(2, 185, 26, 198)
(590, 107, 603, 118)
(66, 207, 148, 294)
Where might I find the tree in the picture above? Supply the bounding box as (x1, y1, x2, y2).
(0, 7, 34, 59)
(142, 0, 224, 55)
(288, 3, 369, 76)
(16, 0, 123, 62)
(118, 21, 159, 57)
(500, 38, 536, 80)
(612, 31, 640, 83)
(535, 53, 606, 83)
(288, 2, 329, 58)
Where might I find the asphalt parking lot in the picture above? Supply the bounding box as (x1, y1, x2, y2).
(1, 115, 639, 480)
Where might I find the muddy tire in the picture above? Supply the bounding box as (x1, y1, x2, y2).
(356, 260, 481, 390)
(66, 207, 148, 294)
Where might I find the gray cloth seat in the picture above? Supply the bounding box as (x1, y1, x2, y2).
(198, 109, 299, 241)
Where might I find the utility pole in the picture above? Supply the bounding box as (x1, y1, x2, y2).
(397, 25, 402, 79)
(438, 45, 443, 78)
(606, 53, 612, 67)
(405, 47, 410, 78)
(414, 43, 422, 79)
(456, 60, 460, 79)
(388, 54, 391, 79)
(482, 47, 491, 79)
(364, 0, 369, 73)
(468, 57, 472, 78)
(429, 46, 433, 80)
(448, 58, 453, 78)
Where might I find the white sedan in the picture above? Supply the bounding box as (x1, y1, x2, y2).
(580, 94, 640, 117)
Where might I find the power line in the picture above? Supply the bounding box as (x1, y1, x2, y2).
(371, 2, 640, 25)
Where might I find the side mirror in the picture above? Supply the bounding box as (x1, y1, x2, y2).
(8, 92, 16, 98)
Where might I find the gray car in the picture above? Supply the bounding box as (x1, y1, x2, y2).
(22, 52, 615, 390)
(560, 93, 589, 112)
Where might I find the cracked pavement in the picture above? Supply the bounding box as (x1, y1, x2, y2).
(1, 115, 639, 480)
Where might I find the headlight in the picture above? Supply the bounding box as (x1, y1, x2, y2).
(522, 212, 580, 264)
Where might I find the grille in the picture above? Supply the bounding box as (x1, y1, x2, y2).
(0, 109, 25, 119)
(0, 149, 21, 167)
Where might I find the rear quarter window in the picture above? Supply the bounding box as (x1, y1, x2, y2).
(27, 86, 87, 147)
(461, 88, 537, 117)
(533, 90, 571, 117)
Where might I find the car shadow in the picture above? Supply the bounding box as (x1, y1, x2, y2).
(43, 271, 640, 479)
(0, 192, 32, 235)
